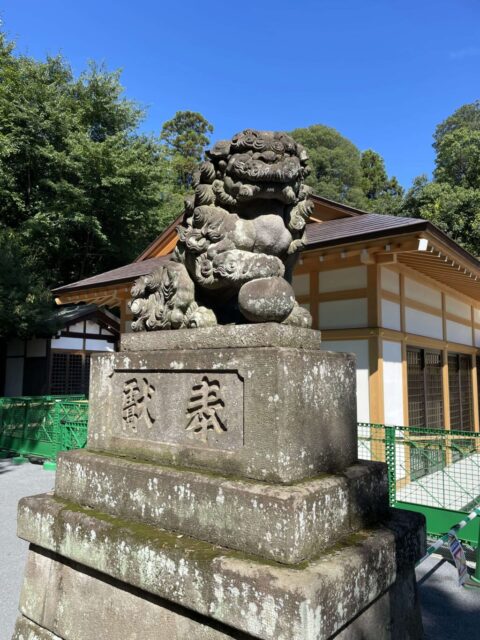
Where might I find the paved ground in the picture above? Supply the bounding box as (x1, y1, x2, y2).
(0, 458, 55, 640)
(416, 554, 480, 639)
(0, 459, 479, 640)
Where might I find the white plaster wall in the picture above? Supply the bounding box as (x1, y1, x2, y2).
(475, 328, 480, 348)
(85, 339, 115, 352)
(404, 277, 442, 309)
(381, 340, 406, 478)
(445, 295, 471, 321)
(405, 306, 443, 340)
(318, 298, 368, 329)
(5, 358, 24, 396)
(446, 319, 472, 346)
(381, 299, 401, 331)
(321, 339, 370, 423)
(318, 266, 367, 293)
(292, 273, 310, 296)
(382, 340, 404, 426)
(51, 336, 83, 350)
(474, 308, 480, 324)
(86, 320, 101, 334)
(26, 338, 47, 358)
(68, 321, 85, 333)
(381, 267, 400, 294)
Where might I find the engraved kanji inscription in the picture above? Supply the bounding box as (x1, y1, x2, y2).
(122, 377, 155, 432)
(185, 376, 226, 442)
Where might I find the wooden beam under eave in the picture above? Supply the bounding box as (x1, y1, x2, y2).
(55, 282, 132, 306)
(375, 254, 397, 264)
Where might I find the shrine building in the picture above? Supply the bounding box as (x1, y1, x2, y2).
(51, 195, 480, 433)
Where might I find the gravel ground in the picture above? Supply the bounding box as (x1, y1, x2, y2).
(0, 458, 479, 640)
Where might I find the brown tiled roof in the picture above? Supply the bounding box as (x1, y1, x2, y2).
(305, 212, 427, 248)
(53, 213, 478, 295)
(52, 256, 169, 294)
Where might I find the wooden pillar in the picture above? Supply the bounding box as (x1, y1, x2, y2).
(442, 348, 453, 464)
(399, 273, 406, 333)
(367, 265, 380, 328)
(471, 354, 479, 434)
(399, 340, 412, 487)
(366, 265, 385, 460)
(369, 335, 385, 461)
(120, 299, 128, 334)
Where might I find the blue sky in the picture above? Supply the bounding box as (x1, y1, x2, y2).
(2, 0, 479, 188)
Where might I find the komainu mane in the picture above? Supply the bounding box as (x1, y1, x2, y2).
(130, 129, 314, 330)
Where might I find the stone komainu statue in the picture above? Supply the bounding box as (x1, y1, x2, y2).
(130, 129, 314, 330)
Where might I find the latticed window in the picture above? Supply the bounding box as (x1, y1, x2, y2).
(407, 349, 425, 427)
(448, 353, 473, 431)
(407, 348, 444, 428)
(50, 352, 91, 395)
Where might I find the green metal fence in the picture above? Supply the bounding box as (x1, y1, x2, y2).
(0, 395, 88, 462)
(358, 423, 480, 546)
(2, 398, 478, 545)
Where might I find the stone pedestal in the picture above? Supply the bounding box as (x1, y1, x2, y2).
(12, 325, 425, 639)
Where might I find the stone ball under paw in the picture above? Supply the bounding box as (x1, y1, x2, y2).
(238, 277, 295, 323)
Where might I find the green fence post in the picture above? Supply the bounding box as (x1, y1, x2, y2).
(52, 400, 62, 459)
(12, 398, 29, 463)
(384, 425, 397, 507)
(468, 523, 480, 586)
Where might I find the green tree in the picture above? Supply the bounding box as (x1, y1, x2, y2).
(403, 101, 480, 255)
(360, 150, 404, 215)
(161, 110, 213, 187)
(290, 125, 403, 213)
(0, 229, 53, 337)
(433, 101, 480, 189)
(403, 177, 480, 257)
(290, 125, 367, 208)
(0, 32, 187, 336)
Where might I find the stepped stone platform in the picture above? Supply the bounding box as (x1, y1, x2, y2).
(12, 324, 425, 639)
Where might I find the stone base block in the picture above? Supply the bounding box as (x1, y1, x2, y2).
(17, 493, 424, 640)
(13, 616, 62, 640)
(56, 450, 388, 564)
(88, 324, 357, 483)
(14, 545, 423, 640)
(16, 547, 250, 640)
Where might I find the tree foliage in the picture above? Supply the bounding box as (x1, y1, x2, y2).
(360, 150, 404, 214)
(403, 101, 480, 256)
(161, 111, 213, 188)
(0, 32, 211, 337)
(290, 125, 402, 213)
(0, 229, 53, 337)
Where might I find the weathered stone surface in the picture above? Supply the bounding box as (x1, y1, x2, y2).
(19, 547, 251, 640)
(17, 493, 424, 640)
(130, 130, 314, 330)
(121, 323, 322, 351)
(14, 555, 424, 640)
(88, 345, 356, 483)
(238, 277, 295, 323)
(13, 616, 62, 640)
(333, 567, 424, 640)
(55, 450, 388, 564)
